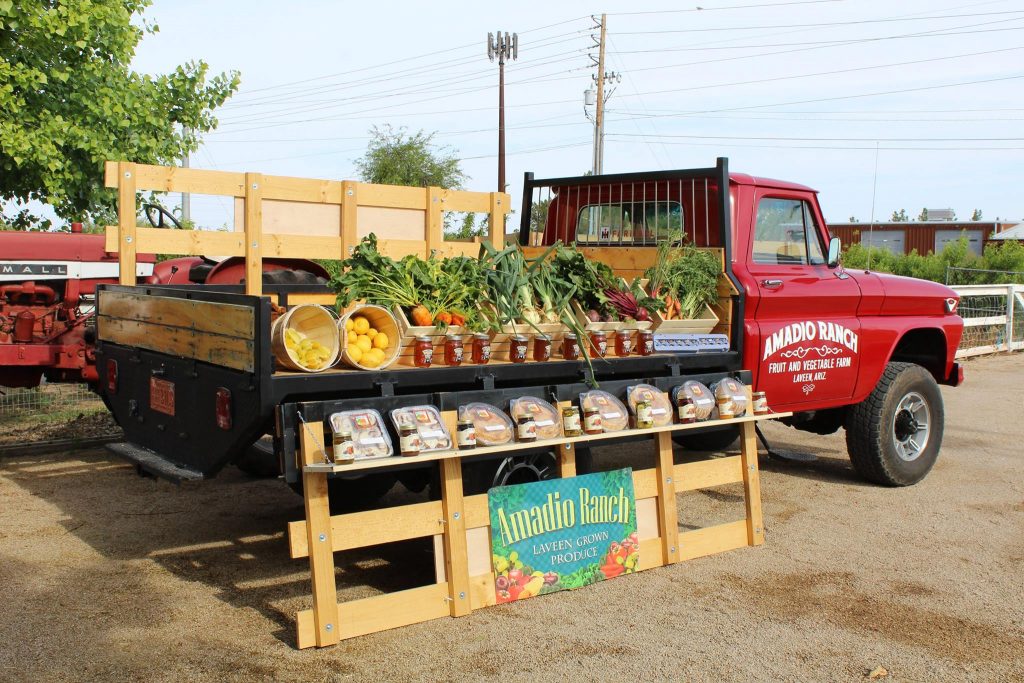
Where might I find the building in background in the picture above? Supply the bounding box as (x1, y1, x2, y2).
(827, 219, 1019, 256)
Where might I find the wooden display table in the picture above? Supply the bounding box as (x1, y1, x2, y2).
(287, 409, 790, 648)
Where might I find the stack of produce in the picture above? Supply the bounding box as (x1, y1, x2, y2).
(283, 328, 332, 370)
(644, 242, 721, 321)
(550, 244, 663, 324)
(344, 314, 391, 368)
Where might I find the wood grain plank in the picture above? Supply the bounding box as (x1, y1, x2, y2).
(440, 458, 472, 617)
(655, 431, 680, 566)
(288, 500, 444, 559)
(98, 291, 254, 339)
(739, 420, 765, 546)
(244, 172, 263, 296)
(299, 420, 340, 647)
(117, 162, 137, 285)
(96, 316, 254, 372)
(674, 455, 744, 492)
(678, 520, 748, 561)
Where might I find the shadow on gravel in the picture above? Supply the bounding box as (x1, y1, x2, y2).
(0, 451, 434, 644)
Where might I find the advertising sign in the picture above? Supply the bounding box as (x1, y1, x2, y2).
(488, 469, 638, 604)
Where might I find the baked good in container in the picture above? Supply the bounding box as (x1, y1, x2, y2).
(579, 390, 629, 432)
(328, 409, 393, 459)
(390, 405, 452, 452)
(460, 403, 514, 446)
(509, 397, 563, 440)
(672, 381, 716, 421)
(626, 384, 674, 427)
(713, 378, 748, 418)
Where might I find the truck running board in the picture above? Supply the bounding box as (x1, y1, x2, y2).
(106, 442, 205, 483)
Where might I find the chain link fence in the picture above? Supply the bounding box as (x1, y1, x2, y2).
(0, 382, 104, 420)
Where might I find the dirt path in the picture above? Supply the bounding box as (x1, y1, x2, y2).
(1, 355, 1022, 682)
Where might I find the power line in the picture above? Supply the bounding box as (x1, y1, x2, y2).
(604, 138, 1024, 151)
(608, 133, 1024, 142)
(609, 0, 844, 16)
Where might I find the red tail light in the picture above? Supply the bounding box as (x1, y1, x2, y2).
(215, 388, 233, 430)
(106, 359, 118, 394)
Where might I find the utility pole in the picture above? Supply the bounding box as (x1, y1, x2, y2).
(585, 15, 620, 175)
(488, 31, 518, 193)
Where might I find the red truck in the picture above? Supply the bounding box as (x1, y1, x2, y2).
(93, 158, 962, 505)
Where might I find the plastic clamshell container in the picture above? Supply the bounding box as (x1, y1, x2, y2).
(509, 396, 563, 441)
(460, 402, 514, 447)
(579, 390, 630, 432)
(389, 405, 452, 452)
(329, 409, 394, 459)
(713, 378, 749, 418)
(626, 383, 674, 427)
(671, 381, 716, 421)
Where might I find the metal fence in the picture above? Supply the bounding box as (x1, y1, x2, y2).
(0, 382, 104, 419)
(952, 284, 1024, 358)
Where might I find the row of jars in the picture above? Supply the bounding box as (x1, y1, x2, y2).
(413, 329, 656, 368)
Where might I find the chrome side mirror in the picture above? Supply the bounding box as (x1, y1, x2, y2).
(827, 236, 841, 268)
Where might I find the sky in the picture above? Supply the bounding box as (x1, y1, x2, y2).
(128, 0, 1024, 229)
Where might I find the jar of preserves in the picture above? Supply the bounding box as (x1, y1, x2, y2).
(590, 331, 608, 358)
(516, 414, 537, 442)
(444, 334, 464, 366)
(471, 334, 491, 365)
(562, 333, 580, 361)
(583, 407, 603, 435)
(510, 336, 529, 363)
(457, 417, 477, 450)
(635, 400, 654, 429)
(562, 406, 582, 437)
(533, 335, 552, 362)
(752, 391, 769, 415)
(413, 336, 434, 368)
(716, 395, 735, 420)
(332, 430, 355, 465)
(638, 329, 654, 356)
(676, 395, 696, 424)
(615, 330, 633, 357)
(399, 423, 421, 456)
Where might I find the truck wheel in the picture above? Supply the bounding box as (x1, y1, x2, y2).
(288, 475, 398, 513)
(461, 446, 593, 495)
(845, 362, 944, 486)
(674, 426, 739, 452)
(235, 436, 279, 478)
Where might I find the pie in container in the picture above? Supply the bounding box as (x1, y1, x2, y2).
(509, 396, 563, 440)
(626, 383, 674, 427)
(579, 390, 629, 432)
(460, 402, 514, 446)
(328, 409, 394, 459)
(671, 381, 716, 421)
(713, 377, 749, 417)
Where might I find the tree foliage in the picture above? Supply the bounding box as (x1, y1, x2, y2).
(354, 125, 466, 189)
(841, 234, 1024, 284)
(0, 0, 239, 227)
(890, 208, 908, 222)
(971, 208, 983, 221)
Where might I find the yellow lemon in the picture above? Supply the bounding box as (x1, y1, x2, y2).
(372, 332, 389, 350)
(345, 317, 354, 332)
(360, 353, 381, 368)
(355, 335, 372, 353)
(347, 330, 357, 344)
(352, 316, 370, 334)
(366, 327, 378, 339)
(347, 344, 363, 363)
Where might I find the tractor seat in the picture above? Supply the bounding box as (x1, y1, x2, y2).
(188, 261, 217, 283)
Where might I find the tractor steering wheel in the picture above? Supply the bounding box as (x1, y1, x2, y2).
(143, 203, 183, 229)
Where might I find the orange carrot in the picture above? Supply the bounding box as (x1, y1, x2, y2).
(410, 304, 433, 327)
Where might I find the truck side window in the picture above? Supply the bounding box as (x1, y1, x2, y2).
(753, 198, 824, 265)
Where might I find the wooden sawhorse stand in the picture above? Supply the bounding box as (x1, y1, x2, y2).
(286, 410, 789, 648)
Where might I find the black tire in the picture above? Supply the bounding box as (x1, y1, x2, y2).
(845, 362, 944, 486)
(288, 474, 398, 513)
(235, 436, 280, 478)
(674, 425, 739, 452)
(462, 446, 594, 495)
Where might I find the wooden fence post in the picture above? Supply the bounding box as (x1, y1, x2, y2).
(244, 172, 263, 296)
(117, 162, 137, 285)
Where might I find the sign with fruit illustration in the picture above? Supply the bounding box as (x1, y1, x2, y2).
(488, 469, 638, 604)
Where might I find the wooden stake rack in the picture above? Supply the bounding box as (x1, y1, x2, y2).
(287, 409, 790, 649)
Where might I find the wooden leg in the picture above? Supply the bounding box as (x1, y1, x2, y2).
(299, 421, 340, 646)
(558, 442, 577, 478)
(654, 431, 680, 565)
(739, 421, 765, 546)
(440, 458, 472, 617)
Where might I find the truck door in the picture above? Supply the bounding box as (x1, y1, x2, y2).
(746, 192, 862, 407)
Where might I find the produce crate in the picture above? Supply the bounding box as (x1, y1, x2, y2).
(651, 303, 719, 334)
(571, 300, 652, 333)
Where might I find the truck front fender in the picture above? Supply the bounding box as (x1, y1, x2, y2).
(853, 318, 962, 402)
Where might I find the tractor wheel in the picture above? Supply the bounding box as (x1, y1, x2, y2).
(673, 425, 739, 452)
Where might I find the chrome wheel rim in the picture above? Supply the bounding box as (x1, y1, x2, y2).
(892, 392, 931, 462)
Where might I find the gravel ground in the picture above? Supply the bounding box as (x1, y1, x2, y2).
(0, 354, 1022, 682)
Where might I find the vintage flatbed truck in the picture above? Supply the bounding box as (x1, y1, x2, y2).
(94, 157, 963, 506)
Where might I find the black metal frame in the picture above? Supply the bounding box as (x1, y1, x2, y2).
(518, 157, 744, 361)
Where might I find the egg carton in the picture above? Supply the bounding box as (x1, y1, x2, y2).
(653, 333, 729, 353)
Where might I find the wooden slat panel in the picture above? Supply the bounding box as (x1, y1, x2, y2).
(117, 162, 137, 285)
(632, 467, 658, 500)
(636, 497, 659, 541)
(261, 175, 344, 204)
(637, 537, 665, 571)
(103, 226, 347, 260)
(443, 189, 490, 213)
(358, 183, 428, 210)
(739, 421, 764, 547)
(279, 293, 338, 307)
(96, 317, 254, 372)
(678, 520, 748, 561)
(288, 500, 444, 559)
(674, 456, 744, 491)
(105, 162, 246, 196)
(376, 238, 428, 259)
(489, 192, 506, 249)
(98, 291, 254, 339)
(296, 583, 450, 648)
(440, 458, 472, 617)
(244, 173, 263, 296)
(431, 242, 481, 259)
(341, 180, 358, 259)
(299, 421, 341, 647)
(655, 431, 680, 565)
(426, 187, 442, 255)
(464, 492, 489, 529)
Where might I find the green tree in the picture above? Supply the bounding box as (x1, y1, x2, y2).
(918, 207, 929, 221)
(354, 125, 466, 189)
(971, 208, 983, 221)
(890, 208, 908, 222)
(0, 0, 239, 228)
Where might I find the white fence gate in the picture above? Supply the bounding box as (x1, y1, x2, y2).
(952, 284, 1024, 358)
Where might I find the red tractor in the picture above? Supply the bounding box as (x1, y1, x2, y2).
(0, 205, 329, 389)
